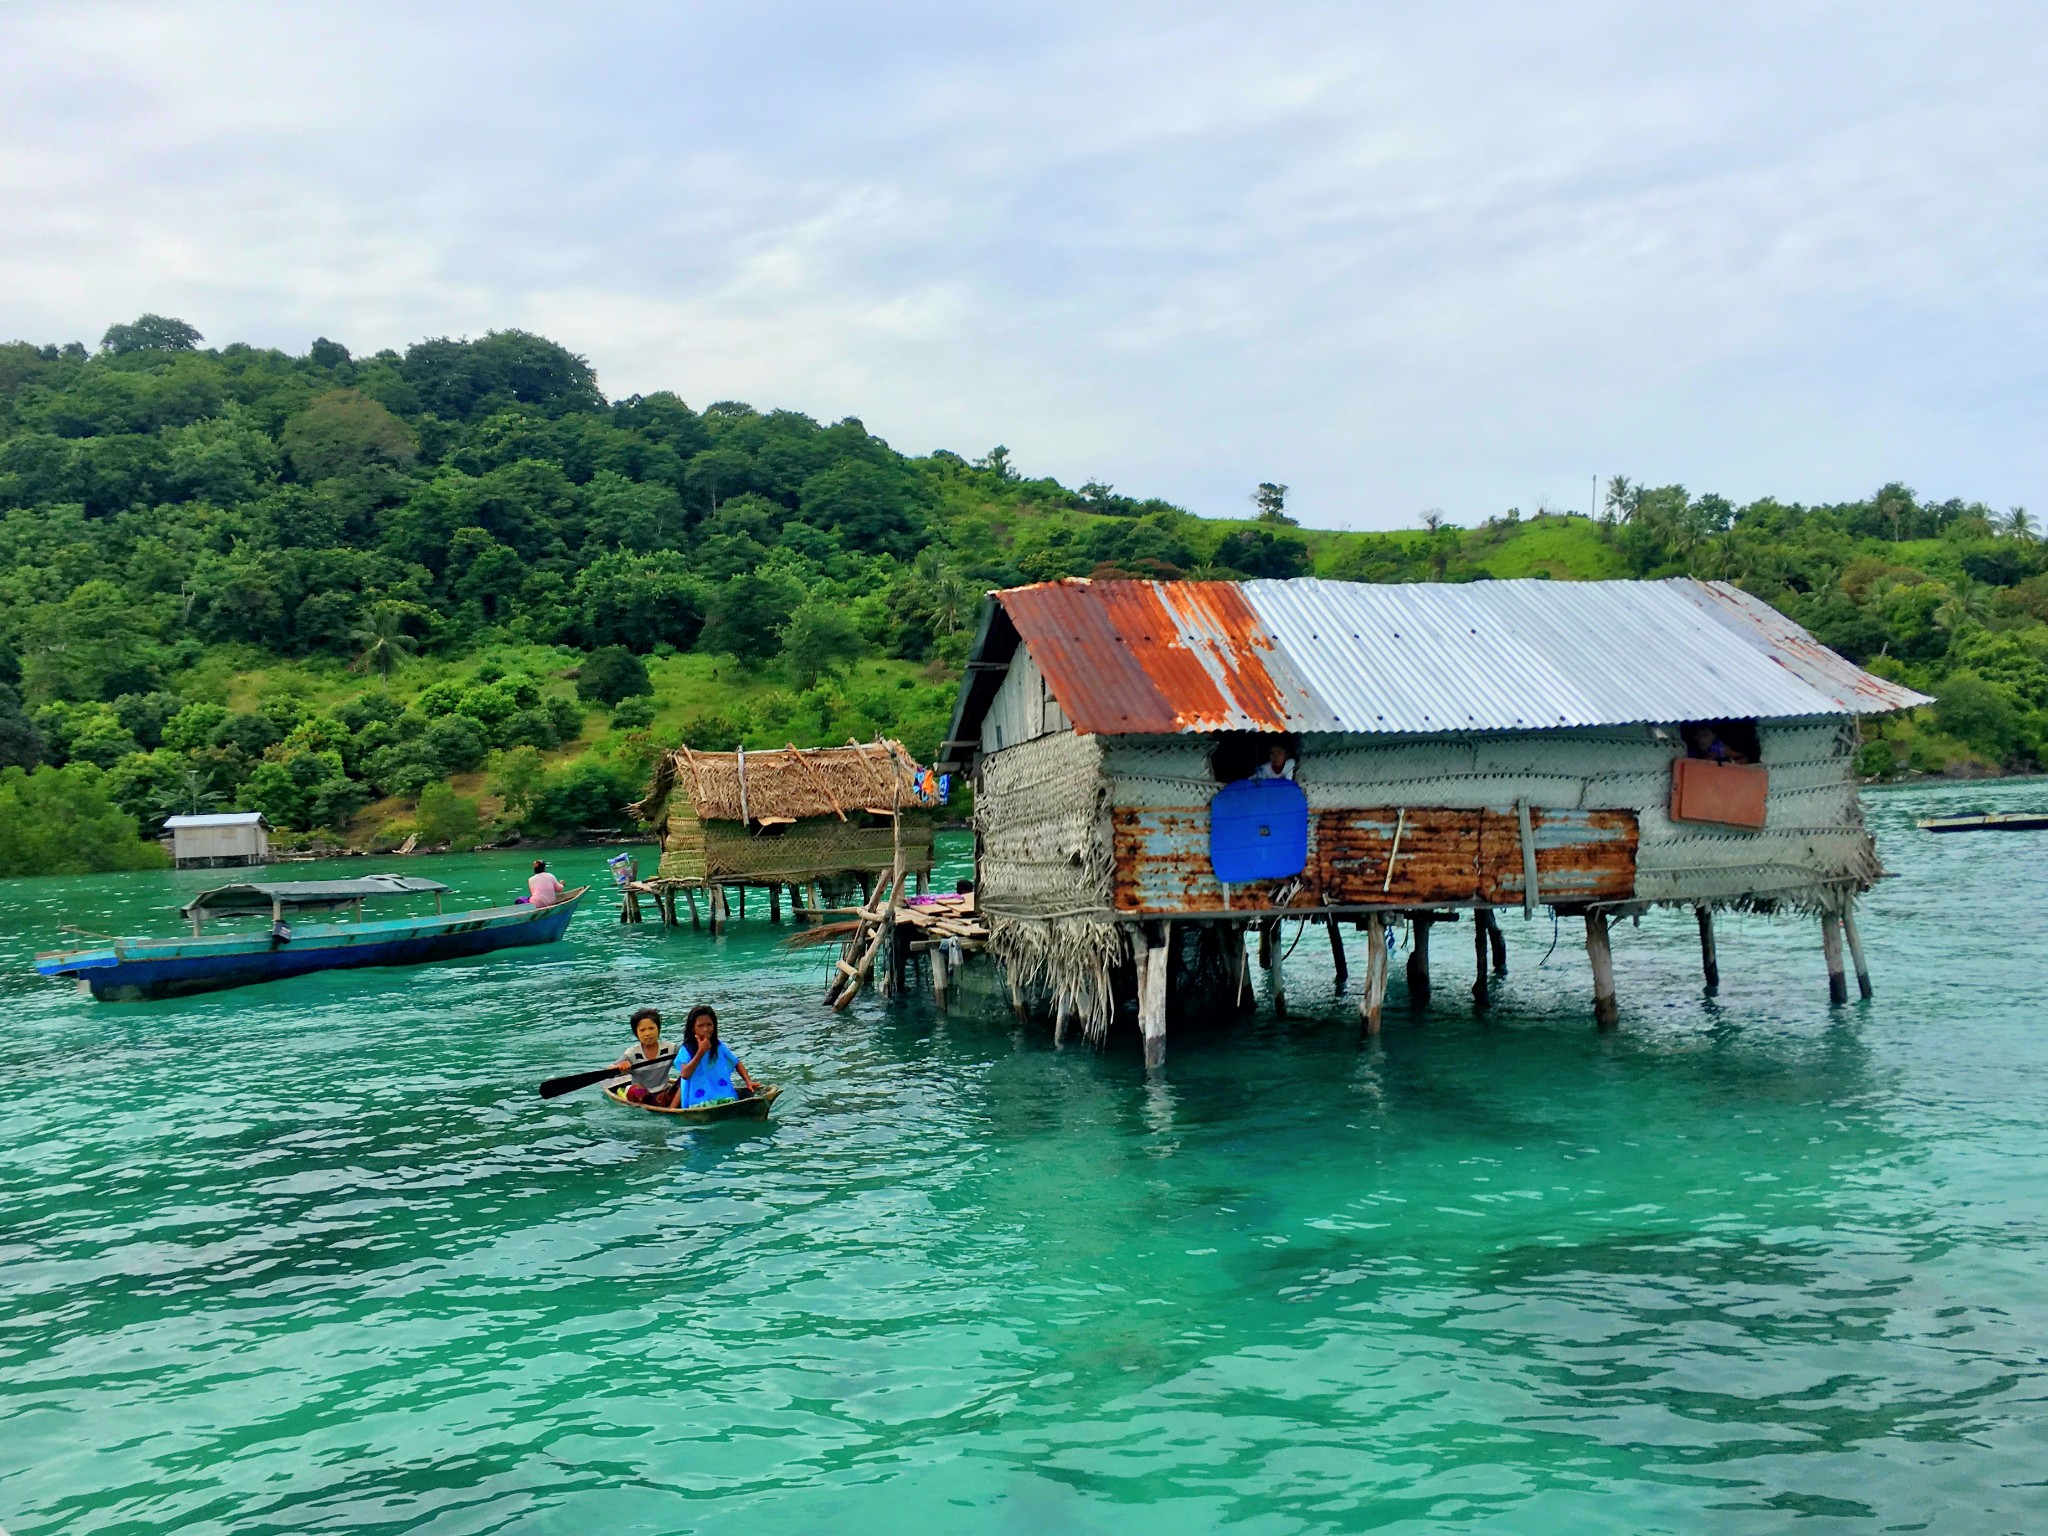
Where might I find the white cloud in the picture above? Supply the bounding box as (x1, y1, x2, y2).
(3, 0, 2045, 526)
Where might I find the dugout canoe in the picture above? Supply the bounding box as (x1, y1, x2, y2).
(35, 876, 588, 1001)
(602, 1082, 781, 1121)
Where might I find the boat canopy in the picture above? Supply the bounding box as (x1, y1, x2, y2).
(182, 875, 451, 919)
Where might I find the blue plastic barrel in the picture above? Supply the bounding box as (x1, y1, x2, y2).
(1208, 778, 1309, 883)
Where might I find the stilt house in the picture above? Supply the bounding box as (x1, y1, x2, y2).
(937, 577, 1929, 1059)
(630, 741, 938, 927)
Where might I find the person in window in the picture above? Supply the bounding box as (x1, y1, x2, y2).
(1253, 741, 1297, 781)
(1685, 725, 1749, 764)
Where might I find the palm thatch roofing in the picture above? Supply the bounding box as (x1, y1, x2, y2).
(631, 740, 930, 826)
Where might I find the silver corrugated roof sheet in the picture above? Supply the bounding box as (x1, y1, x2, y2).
(959, 577, 1928, 745)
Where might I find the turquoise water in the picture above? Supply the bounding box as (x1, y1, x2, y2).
(3, 780, 2047, 1534)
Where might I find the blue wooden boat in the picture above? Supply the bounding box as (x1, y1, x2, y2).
(35, 874, 588, 1001)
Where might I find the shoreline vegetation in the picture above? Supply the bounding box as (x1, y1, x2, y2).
(2, 315, 2045, 879)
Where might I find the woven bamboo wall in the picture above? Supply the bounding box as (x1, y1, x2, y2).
(656, 813, 934, 884)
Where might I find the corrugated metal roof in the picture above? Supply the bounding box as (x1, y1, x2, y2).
(977, 577, 1929, 743)
(163, 812, 267, 828)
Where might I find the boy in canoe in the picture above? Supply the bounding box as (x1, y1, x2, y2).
(614, 1007, 682, 1106)
(676, 1004, 760, 1107)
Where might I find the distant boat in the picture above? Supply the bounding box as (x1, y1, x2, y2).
(1917, 812, 2048, 834)
(35, 875, 587, 1001)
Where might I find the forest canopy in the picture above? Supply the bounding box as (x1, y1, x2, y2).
(0, 320, 2042, 869)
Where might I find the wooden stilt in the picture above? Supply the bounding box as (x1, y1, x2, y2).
(1821, 912, 1849, 1006)
(1258, 920, 1273, 969)
(1485, 909, 1507, 975)
(1269, 920, 1287, 1018)
(1054, 997, 1070, 1046)
(1586, 912, 1618, 1028)
(1472, 909, 1492, 1010)
(769, 885, 782, 924)
(736, 886, 746, 920)
(931, 942, 951, 1009)
(1407, 915, 1432, 1010)
(1695, 905, 1719, 994)
(709, 885, 728, 935)
(1009, 970, 1027, 1020)
(1360, 914, 1388, 1035)
(915, 869, 928, 895)
(685, 887, 701, 929)
(1841, 904, 1872, 999)
(1140, 926, 1170, 1068)
(1326, 914, 1349, 988)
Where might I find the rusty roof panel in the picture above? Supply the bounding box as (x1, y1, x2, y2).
(997, 580, 1326, 734)
(1678, 580, 1934, 714)
(979, 577, 1924, 744)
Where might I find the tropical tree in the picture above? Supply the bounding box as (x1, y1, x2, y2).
(349, 604, 419, 678)
(1252, 482, 1294, 524)
(150, 763, 224, 821)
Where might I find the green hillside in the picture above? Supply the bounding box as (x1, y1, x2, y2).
(1, 318, 2044, 875)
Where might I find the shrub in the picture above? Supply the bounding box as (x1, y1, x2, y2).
(416, 783, 485, 848)
(610, 696, 655, 730)
(576, 646, 652, 707)
(0, 763, 171, 877)
(1935, 672, 2022, 763)
(422, 713, 489, 774)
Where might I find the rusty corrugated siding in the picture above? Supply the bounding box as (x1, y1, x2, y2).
(1111, 802, 1639, 913)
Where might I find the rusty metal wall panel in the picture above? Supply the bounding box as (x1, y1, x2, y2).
(1314, 808, 1484, 904)
(1479, 809, 1639, 905)
(1111, 806, 1230, 912)
(1115, 801, 1638, 913)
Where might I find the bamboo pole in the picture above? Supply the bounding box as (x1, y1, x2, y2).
(1472, 909, 1492, 1009)
(1360, 915, 1388, 1035)
(1586, 912, 1618, 1028)
(1269, 920, 1287, 1018)
(1841, 903, 1872, 999)
(888, 739, 905, 1000)
(1140, 925, 1170, 1068)
(1821, 912, 1849, 1006)
(1407, 915, 1431, 1010)
(1695, 905, 1719, 994)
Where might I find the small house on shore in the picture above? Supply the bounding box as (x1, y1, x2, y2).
(938, 577, 1929, 1060)
(163, 812, 270, 869)
(629, 740, 940, 930)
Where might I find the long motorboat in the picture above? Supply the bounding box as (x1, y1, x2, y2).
(35, 874, 588, 1001)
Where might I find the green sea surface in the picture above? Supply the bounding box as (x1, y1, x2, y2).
(3, 780, 2046, 1534)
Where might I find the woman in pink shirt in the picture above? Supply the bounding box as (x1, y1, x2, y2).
(527, 859, 566, 907)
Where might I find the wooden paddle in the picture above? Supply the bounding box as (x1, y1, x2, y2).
(539, 1048, 676, 1100)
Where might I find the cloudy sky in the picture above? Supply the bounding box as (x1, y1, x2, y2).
(3, 1, 2044, 528)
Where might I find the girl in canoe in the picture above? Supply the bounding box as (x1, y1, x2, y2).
(614, 1007, 683, 1107)
(676, 1004, 760, 1107)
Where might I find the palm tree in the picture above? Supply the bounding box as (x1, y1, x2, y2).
(349, 605, 418, 679)
(2003, 506, 2037, 541)
(1603, 476, 1640, 524)
(151, 764, 223, 822)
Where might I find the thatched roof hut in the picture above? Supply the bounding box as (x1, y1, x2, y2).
(631, 740, 940, 903)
